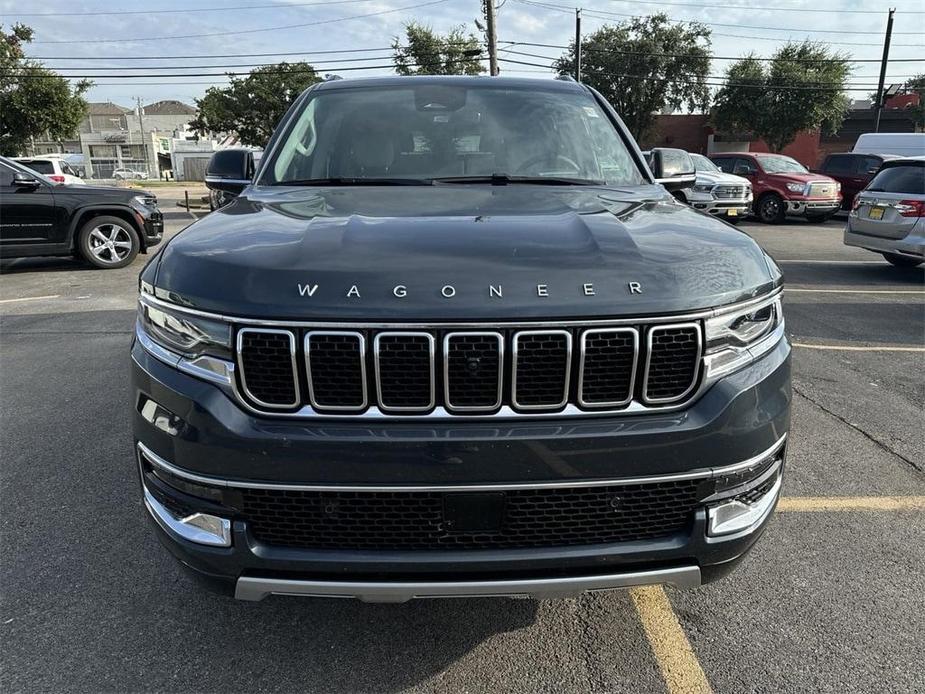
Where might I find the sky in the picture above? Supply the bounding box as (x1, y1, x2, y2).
(1, 0, 922, 108)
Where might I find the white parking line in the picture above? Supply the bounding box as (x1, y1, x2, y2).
(786, 288, 925, 294)
(792, 343, 925, 352)
(777, 260, 885, 265)
(0, 294, 60, 304)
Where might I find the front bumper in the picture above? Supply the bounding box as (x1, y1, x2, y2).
(686, 191, 751, 218)
(140, 209, 164, 249)
(131, 335, 791, 601)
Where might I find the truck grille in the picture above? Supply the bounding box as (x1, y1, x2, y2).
(807, 181, 837, 198)
(713, 185, 746, 199)
(235, 322, 703, 416)
(238, 479, 705, 550)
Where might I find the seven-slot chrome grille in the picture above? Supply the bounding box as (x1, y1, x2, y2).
(713, 185, 747, 200)
(234, 322, 703, 417)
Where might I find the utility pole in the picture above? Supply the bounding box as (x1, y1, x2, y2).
(575, 8, 582, 82)
(135, 96, 152, 176)
(873, 7, 895, 133)
(484, 0, 498, 76)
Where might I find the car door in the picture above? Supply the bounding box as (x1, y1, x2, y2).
(0, 160, 60, 249)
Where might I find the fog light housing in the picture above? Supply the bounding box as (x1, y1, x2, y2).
(707, 475, 781, 537)
(143, 487, 231, 547)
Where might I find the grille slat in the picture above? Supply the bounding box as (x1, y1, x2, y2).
(643, 324, 702, 404)
(306, 332, 367, 411)
(444, 333, 503, 412)
(234, 322, 705, 415)
(375, 332, 435, 412)
(579, 328, 638, 407)
(237, 329, 299, 408)
(240, 480, 704, 550)
(512, 330, 571, 410)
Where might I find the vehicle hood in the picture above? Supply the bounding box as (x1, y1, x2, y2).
(58, 184, 148, 198)
(695, 171, 750, 186)
(766, 172, 835, 184)
(154, 185, 779, 320)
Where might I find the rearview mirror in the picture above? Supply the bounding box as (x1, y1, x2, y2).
(205, 149, 255, 197)
(12, 172, 41, 189)
(650, 148, 696, 192)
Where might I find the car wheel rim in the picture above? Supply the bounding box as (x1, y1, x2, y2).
(88, 223, 132, 264)
(763, 199, 779, 219)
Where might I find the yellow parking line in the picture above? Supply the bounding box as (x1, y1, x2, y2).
(792, 342, 925, 352)
(631, 586, 713, 694)
(778, 496, 925, 512)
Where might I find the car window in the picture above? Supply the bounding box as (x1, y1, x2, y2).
(733, 158, 757, 176)
(866, 164, 925, 195)
(19, 159, 55, 174)
(858, 156, 882, 176)
(691, 154, 720, 173)
(61, 161, 78, 176)
(263, 84, 645, 186)
(822, 155, 854, 175)
(0, 162, 14, 186)
(712, 158, 733, 174)
(755, 155, 808, 174)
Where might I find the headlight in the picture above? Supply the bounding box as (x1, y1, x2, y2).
(785, 182, 804, 194)
(704, 293, 784, 378)
(138, 300, 231, 360)
(692, 184, 713, 193)
(131, 194, 157, 209)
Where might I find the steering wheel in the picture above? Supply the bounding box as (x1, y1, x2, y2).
(517, 153, 581, 176)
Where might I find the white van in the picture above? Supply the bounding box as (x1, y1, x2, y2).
(853, 133, 925, 158)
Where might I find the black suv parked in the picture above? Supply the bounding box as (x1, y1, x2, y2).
(132, 77, 791, 602)
(0, 156, 163, 268)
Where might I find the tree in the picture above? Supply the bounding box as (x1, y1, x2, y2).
(190, 63, 321, 146)
(712, 42, 850, 153)
(554, 14, 711, 141)
(901, 74, 925, 129)
(392, 22, 483, 76)
(0, 24, 91, 156)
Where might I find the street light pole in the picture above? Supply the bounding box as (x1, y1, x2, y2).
(575, 8, 582, 83)
(135, 96, 152, 176)
(485, 0, 499, 76)
(873, 8, 895, 134)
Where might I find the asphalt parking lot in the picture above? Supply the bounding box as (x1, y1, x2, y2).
(1, 201, 923, 693)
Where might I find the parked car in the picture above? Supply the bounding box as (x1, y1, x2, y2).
(711, 152, 841, 224)
(675, 153, 752, 223)
(844, 157, 925, 267)
(815, 152, 898, 210)
(134, 76, 790, 602)
(0, 156, 163, 268)
(12, 156, 86, 185)
(853, 133, 925, 159)
(113, 167, 148, 180)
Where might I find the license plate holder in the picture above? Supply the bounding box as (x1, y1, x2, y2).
(869, 207, 884, 220)
(727, 208, 738, 217)
(443, 492, 506, 533)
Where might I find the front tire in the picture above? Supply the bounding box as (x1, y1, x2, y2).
(757, 194, 786, 224)
(883, 253, 923, 268)
(77, 216, 140, 269)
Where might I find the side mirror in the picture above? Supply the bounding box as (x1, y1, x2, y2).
(650, 148, 696, 192)
(205, 149, 254, 197)
(12, 172, 41, 189)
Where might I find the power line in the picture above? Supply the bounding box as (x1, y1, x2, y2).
(1, 0, 384, 17)
(500, 41, 925, 63)
(29, 0, 452, 44)
(595, 0, 924, 15)
(27, 47, 406, 61)
(514, 0, 924, 35)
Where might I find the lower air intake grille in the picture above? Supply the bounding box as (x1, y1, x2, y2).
(237, 329, 298, 407)
(644, 325, 702, 403)
(306, 332, 366, 410)
(513, 331, 571, 409)
(375, 333, 434, 411)
(239, 479, 704, 550)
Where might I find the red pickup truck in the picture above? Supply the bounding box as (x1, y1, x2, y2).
(710, 152, 842, 224)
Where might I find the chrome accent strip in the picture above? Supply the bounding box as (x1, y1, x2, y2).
(142, 487, 232, 547)
(304, 331, 368, 412)
(373, 332, 436, 413)
(138, 288, 783, 329)
(135, 434, 786, 492)
(577, 327, 639, 408)
(707, 474, 782, 537)
(642, 322, 703, 405)
(511, 329, 572, 411)
(234, 565, 702, 602)
(443, 332, 504, 413)
(236, 328, 301, 409)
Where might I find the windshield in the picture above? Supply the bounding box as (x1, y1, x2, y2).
(260, 83, 645, 186)
(756, 155, 808, 174)
(691, 153, 719, 173)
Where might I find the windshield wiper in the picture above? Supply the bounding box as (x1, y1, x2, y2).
(433, 173, 603, 186)
(270, 177, 431, 186)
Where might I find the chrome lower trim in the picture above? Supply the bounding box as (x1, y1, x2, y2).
(233, 565, 702, 602)
(707, 474, 782, 537)
(143, 487, 231, 547)
(135, 433, 786, 492)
